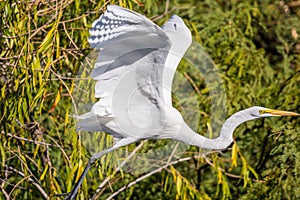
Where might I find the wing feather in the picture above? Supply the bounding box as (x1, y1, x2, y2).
(77, 5, 172, 138)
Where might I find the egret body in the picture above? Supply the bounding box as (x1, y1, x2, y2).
(62, 5, 299, 199)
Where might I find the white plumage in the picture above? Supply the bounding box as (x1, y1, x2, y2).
(63, 5, 299, 200)
(77, 5, 192, 142)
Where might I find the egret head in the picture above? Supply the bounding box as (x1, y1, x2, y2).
(248, 106, 300, 118)
(217, 106, 299, 148)
(162, 15, 192, 55)
(162, 15, 192, 38)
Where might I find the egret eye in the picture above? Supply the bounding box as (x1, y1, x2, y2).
(173, 23, 177, 30)
(259, 110, 269, 114)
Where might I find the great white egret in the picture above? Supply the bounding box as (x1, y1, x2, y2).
(62, 5, 299, 199)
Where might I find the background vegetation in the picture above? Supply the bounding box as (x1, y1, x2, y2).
(1, 0, 300, 199)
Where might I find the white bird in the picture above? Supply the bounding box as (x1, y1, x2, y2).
(62, 5, 300, 199)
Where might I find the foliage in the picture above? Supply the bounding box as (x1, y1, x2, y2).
(0, 0, 299, 199)
(241, 126, 300, 200)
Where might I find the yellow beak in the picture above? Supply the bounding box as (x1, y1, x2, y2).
(264, 109, 300, 116)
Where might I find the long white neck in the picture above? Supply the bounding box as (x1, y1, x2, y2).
(162, 50, 182, 106)
(176, 109, 258, 150)
(162, 31, 192, 106)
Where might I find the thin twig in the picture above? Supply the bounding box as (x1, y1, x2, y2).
(4, 165, 48, 199)
(105, 156, 193, 200)
(203, 156, 264, 183)
(104, 149, 264, 199)
(91, 140, 148, 199)
(62, 22, 79, 50)
(165, 0, 170, 15)
(0, 167, 11, 200)
(1, 130, 71, 164)
(48, 67, 78, 115)
(166, 142, 180, 165)
(59, 10, 99, 24)
(183, 72, 202, 97)
(1, 131, 59, 148)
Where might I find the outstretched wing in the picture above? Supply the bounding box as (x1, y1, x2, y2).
(88, 5, 170, 81)
(78, 5, 172, 138)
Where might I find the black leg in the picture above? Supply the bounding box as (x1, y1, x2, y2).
(64, 159, 93, 200)
(61, 138, 138, 200)
(63, 148, 114, 200)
